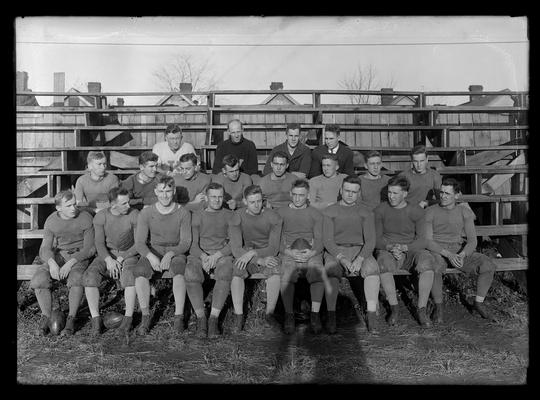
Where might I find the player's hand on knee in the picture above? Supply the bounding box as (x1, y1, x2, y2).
(48, 259, 61, 281)
(59, 258, 77, 280)
(105, 256, 121, 279)
(160, 251, 175, 271)
(264, 256, 280, 269)
(147, 253, 162, 272)
(235, 250, 255, 270)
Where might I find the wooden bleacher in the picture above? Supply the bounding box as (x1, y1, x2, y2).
(17, 88, 528, 280)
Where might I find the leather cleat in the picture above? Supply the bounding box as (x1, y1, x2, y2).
(432, 303, 444, 324)
(60, 316, 76, 336)
(310, 312, 322, 334)
(283, 312, 295, 335)
(417, 307, 432, 328)
(137, 314, 151, 336)
(231, 313, 244, 334)
(195, 316, 208, 338)
(264, 313, 281, 331)
(37, 314, 50, 336)
(474, 301, 497, 322)
(366, 311, 378, 333)
(90, 316, 102, 337)
(173, 314, 185, 334)
(387, 304, 399, 326)
(207, 315, 219, 338)
(326, 311, 337, 334)
(115, 316, 132, 336)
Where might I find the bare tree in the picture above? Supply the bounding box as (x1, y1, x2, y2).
(153, 53, 220, 105)
(339, 64, 396, 105)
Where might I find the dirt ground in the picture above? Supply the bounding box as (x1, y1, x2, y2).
(16, 274, 529, 384)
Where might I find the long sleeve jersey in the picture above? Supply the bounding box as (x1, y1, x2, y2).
(93, 208, 139, 259)
(39, 210, 95, 262)
(189, 208, 242, 257)
(398, 167, 442, 207)
(258, 172, 298, 209)
(262, 142, 312, 176)
(359, 174, 390, 210)
(322, 203, 375, 259)
(173, 172, 212, 204)
(231, 208, 283, 259)
(276, 205, 323, 255)
(212, 138, 259, 176)
(135, 204, 191, 257)
(120, 173, 161, 209)
(374, 202, 427, 252)
(211, 172, 253, 209)
(74, 172, 119, 208)
(308, 173, 347, 210)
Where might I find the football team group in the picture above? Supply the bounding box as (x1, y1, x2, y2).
(28, 120, 498, 339)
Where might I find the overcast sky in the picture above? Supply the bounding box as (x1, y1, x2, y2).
(15, 16, 528, 105)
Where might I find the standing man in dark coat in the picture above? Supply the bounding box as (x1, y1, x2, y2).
(309, 124, 355, 178)
(212, 119, 259, 176)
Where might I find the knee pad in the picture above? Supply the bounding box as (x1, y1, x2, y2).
(169, 255, 187, 277)
(67, 268, 85, 288)
(30, 268, 51, 290)
(306, 267, 323, 284)
(133, 258, 154, 279)
(415, 251, 435, 274)
(81, 269, 102, 288)
(184, 261, 204, 283)
(325, 261, 343, 279)
(214, 257, 233, 281)
(360, 256, 380, 278)
(377, 251, 397, 273)
(120, 268, 135, 288)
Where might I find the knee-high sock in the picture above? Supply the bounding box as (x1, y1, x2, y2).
(173, 275, 187, 316)
(186, 282, 205, 318)
(230, 277, 245, 315)
(68, 286, 84, 317)
(380, 273, 398, 305)
(326, 278, 340, 312)
(431, 272, 444, 304)
(364, 275, 380, 312)
(124, 287, 136, 317)
(211, 280, 231, 314)
(265, 275, 281, 314)
(280, 281, 295, 314)
(476, 270, 495, 298)
(84, 287, 100, 318)
(310, 282, 324, 312)
(35, 288, 52, 317)
(418, 270, 434, 308)
(135, 277, 151, 315)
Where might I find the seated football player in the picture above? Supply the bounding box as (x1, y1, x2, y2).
(308, 154, 348, 210)
(74, 151, 119, 215)
(230, 185, 283, 333)
(374, 175, 435, 328)
(184, 182, 242, 338)
(81, 187, 140, 337)
(425, 178, 497, 322)
(133, 175, 192, 335)
(120, 151, 161, 210)
(359, 150, 390, 210)
(172, 152, 212, 211)
(258, 151, 298, 209)
(276, 179, 326, 335)
(322, 176, 380, 333)
(211, 154, 253, 211)
(30, 190, 95, 336)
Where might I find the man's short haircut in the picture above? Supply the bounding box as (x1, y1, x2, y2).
(179, 152, 198, 165)
(365, 150, 382, 161)
(165, 124, 182, 136)
(441, 177, 462, 194)
(324, 124, 341, 135)
(87, 151, 106, 164)
(206, 182, 224, 194)
(387, 175, 410, 192)
(108, 187, 130, 203)
(139, 151, 159, 166)
(222, 154, 239, 169)
(227, 119, 243, 130)
(321, 153, 339, 163)
(272, 150, 290, 163)
(156, 175, 176, 189)
(411, 144, 427, 157)
(243, 184, 263, 199)
(286, 123, 301, 132)
(342, 175, 362, 188)
(54, 190, 75, 206)
(291, 179, 310, 191)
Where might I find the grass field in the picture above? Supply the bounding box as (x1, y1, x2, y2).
(16, 273, 528, 384)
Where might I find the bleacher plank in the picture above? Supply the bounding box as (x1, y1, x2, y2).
(16, 258, 528, 281)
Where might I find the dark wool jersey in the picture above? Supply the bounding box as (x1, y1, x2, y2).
(398, 167, 442, 207)
(93, 208, 139, 259)
(359, 174, 390, 210)
(258, 172, 297, 209)
(120, 173, 162, 209)
(135, 204, 191, 257)
(309, 141, 355, 178)
(211, 172, 253, 209)
(308, 173, 348, 210)
(74, 172, 119, 208)
(425, 204, 477, 255)
(40, 210, 95, 262)
(374, 202, 427, 252)
(262, 142, 312, 176)
(190, 208, 242, 257)
(173, 172, 212, 204)
(212, 137, 259, 176)
(322, 203, 376, 258)
(232, 208, 283, 259)
(276, 205, 323, 254)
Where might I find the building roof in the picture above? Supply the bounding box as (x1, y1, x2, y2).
(388, 95, 417, 106)
(459, 89, 516, 107)
(155, 94, 196, 106)
(64, 88, 101, 107)
(261, 93, 300, 106)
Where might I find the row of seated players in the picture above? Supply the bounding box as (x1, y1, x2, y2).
(30, 145, 497, 338)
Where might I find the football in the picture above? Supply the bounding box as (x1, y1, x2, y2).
(49, 309, 65, 336)
(290, 238, 312, 250)
(103, 311, 124, 329)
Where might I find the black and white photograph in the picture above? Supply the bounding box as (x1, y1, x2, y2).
(15, 16, 529, 385)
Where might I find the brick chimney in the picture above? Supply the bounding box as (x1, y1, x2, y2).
(468, 85, 484, 102)
(117, 98, 125, 106)
(270, 82, 284, 91)
(179, 82, 193, 100)
(53, 72, 65, 106)
(380, 88, 395, 106)
(87, 82, 104, 108)
(16, 71, 29, 92)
